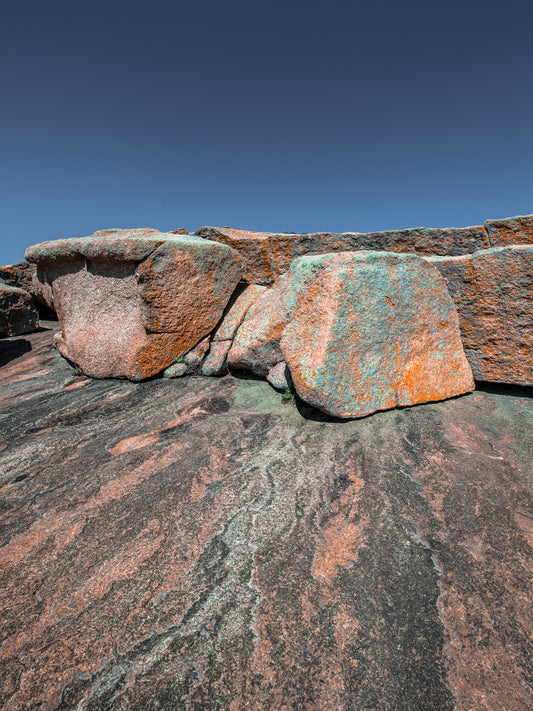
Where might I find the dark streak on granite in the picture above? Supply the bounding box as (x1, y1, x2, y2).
(1, 326, 532, 710)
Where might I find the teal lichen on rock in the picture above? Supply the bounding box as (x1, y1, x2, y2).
(280, 251, 474, 418)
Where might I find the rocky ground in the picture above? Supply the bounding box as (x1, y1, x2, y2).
(1, 324, 532, 710)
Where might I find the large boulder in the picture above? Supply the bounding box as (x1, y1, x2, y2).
(0, 260, 55, 317)
(195, 225, 489, 285)
(0, 283, 39, 337)
(427, 245, 533, 385)
(25, 229, 244, 380)
(485, 214, 533, 247)
(280, 252, 474, 418)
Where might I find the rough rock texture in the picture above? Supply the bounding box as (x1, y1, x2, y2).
(183, 335, 212, 373)
(280, 252, 474, 418)
(201, 340, 233, 376)
(1, 326, 532, 711)
(212, 284, 268, 342)
(0, 260, 55, 317)
(195, 225, 489, 284)
(25, 229, 244, 380)
(427, 246, 533, 385)
(0, 284, 39, 337)
(228, 253, 341, 375)
(486, 214, 533, 247)
(266, 361, 291, 390)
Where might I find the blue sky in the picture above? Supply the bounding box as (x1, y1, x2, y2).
(2, 0, 532, 264)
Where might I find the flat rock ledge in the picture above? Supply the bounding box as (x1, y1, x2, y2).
(25, 229, 244, 380)
(0, 326, 531, 711)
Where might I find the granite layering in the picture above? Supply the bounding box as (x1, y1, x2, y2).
(0, 213, 532, 709)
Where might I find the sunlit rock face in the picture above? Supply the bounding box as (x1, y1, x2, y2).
(485, 214, 533, 247)
(25, 229, 244, 380)
(427, 245, 533, 386)
(0, 283, 39, 337)
(280, 252, 474, 418)
(195, 223, 490, 285)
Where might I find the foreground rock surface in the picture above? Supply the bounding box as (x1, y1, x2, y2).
(1, 326, 532, 711)
(196, 224, 490, 285)
(428, 246, 533, 385)
(281, 252, 474, 418)
(0, 283, 39, 337)
(25, 229, 244, 380)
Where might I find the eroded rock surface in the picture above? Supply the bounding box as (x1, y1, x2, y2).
(0, 326, 532, 711)
(428, 245, 533, 385)
(25, 229, 244, 380)
(281, 252, 474, 418)
(0, 283, 39, 337)
(0, 260, 55, 317)
(486, 214, 533, 247)
(195, 224, 489, 284)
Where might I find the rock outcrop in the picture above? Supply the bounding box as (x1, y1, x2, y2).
(0, 283, 39, 337)
(485, 214, 533, 247)
(25, 229, 244, 380)
(427, 245, 533, 385)
(0, 260, 55, 317)
(229, 252, 474, 418)
(195, 224, 490, 285)
(1, 325, 532, 711)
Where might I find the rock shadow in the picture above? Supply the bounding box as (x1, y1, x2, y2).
(0, 338, 31, 366)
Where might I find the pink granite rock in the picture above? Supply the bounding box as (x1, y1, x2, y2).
(427, 245, 533, 385)
(0, 260, 55, 317)
(202, 340, 233, 376)
(485, 214, 533, 247)
(0, 284, 39, 337)
(195, 225, 489, 285)
(25, 229, 244, 380)
(280, 252, 474, 418)
(228, 253, 341, 375)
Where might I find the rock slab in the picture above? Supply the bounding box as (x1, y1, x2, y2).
(196, 224, 489, 285)
(427, 245, 533, 385)
(0, 326, 531, 711)
(0, 283, 39, 337)
(25, 229, 244, 380)
(280, 252, 474, 418)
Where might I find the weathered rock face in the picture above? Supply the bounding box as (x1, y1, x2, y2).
(228, 253, 341, 375)
(0, 283, 39, 337)
(280, 252, 474, 418)
(195, 225, 490, 285)
(0, 260, 55, 317)
(485, 214, 533, 247)
(25, 229, 244, 380)
(1, 326, 532, 711)
(427, 245, 533, 385)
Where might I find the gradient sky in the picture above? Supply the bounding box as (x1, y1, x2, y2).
(2, 0, 532, 264)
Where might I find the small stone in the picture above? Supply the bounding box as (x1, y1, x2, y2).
(266, 362, 291, 391)
(202, 341, 232, 376)
(163, 362, 188, 378)
(183, 335, 212, 372)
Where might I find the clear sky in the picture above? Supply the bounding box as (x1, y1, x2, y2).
(2, 0, 532, 264)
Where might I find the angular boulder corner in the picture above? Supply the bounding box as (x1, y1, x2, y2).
(0, 283, 39, 337)
(24, 229, 245, 380)
(427, 245, 533, 385)
(277, 252, 474, 418)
